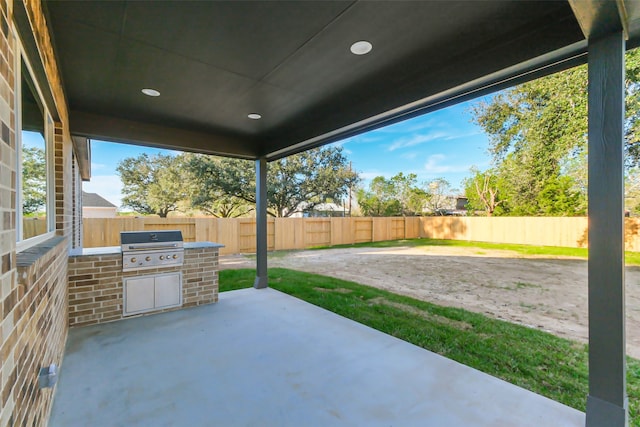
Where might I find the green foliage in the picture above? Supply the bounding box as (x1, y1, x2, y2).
(185, 154, 254, 217)
(269, 147, 358, 217)
(537, 175, 586, 216)
(219, 268, 640, 423)
(117, 147, 357, 218)
(469, 48, 640, 215)
(357, 172, 438, 216)
(357, 176, 403, 216)
(186, 146, 358, 217)
(389, 173, 424, 215)
(21, 146, 47, 214)
(116, 153, 188, 217)
(463, 168, 505, 216)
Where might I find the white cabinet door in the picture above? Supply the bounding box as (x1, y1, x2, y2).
(155, 273, 181, 308)
(125, 276, 155, 314)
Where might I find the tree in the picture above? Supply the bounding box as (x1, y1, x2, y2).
(186, 155, 254, 218)
(356, 172, 429, 217)
(186, 146, 359, 217)
(463, 168, 504, 216)
(21, 146, 47, 215)
(470, 48, 640, 215)
(116, 153, 188, 217)
(357, 176, 402, 217)
(423, 178, 456, 214)
(390, 173, 423, 216)
(537, 175, 585, 216)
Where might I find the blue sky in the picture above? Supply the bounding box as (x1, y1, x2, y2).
(84, 98, 493, 208)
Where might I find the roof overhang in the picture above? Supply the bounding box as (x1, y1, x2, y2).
(41, 1, 640, 161)
(71, 136, 91, 181)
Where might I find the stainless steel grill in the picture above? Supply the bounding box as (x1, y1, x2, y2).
(121, 230, 184, 272)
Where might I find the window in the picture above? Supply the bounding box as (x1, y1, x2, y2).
(16, 52, 54, 246)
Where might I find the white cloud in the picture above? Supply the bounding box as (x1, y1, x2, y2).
(82, 175, 123, 208)
(371, 117, 437, 135)
(329, 140, 353, 155)
(424, 154, 469, 174)
(387, 132, 449, 151)
(91, 162, 107, 170)
(442, 130, 481, 141)
(405, 118, 439, 133)
(387, 127, 482, 152)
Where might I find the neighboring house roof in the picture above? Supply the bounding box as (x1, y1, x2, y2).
(82, 191, 116, 208)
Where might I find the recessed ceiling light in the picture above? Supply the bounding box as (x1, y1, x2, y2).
(350, 40, 373, 55)
(141, 88, 160, 97)
(248, 113, 262, 120)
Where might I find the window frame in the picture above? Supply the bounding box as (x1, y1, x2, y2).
(15, 35, 55, 251)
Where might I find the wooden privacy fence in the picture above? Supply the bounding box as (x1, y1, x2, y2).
(82, 216, 640, 255)
(22, 218, 47, 239)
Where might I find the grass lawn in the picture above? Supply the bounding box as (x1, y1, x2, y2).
(312, 237, 640, 266)
(220, 268, 640, 426)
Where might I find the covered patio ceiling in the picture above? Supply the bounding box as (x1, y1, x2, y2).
(41, 1, 640, 160)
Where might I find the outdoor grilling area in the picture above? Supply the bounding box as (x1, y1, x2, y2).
(67, 231, 223, 327)
(2, 1, 637, 426)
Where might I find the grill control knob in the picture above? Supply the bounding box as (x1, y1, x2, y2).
(131, 257, 136, 263)
(159, 255, 164, 260)
(145, 256, 151, 261)
(173, 254, 178, 259)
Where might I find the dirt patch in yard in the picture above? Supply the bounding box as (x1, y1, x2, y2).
(220, 246, 640, 358)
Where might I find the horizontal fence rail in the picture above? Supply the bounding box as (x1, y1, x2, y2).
(82, 216, 640, 255)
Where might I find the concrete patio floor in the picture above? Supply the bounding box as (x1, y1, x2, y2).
(49, 288, 585, 427)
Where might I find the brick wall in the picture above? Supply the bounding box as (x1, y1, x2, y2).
(182, 247, 219, 307)
(1, 1, 80, 426)
(9, 237, 68, 427)
(0, 0, 18, 425)
(68, 247, 219, 327)
(54, 122, 73, 244)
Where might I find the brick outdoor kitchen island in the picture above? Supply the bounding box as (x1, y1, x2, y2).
(67, 242, 223, 327)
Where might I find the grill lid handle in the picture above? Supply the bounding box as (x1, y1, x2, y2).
(126, 244, 179, 250)
(120, 230, 183, 244)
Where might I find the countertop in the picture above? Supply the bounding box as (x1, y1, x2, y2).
(71, 242, 224, 257)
